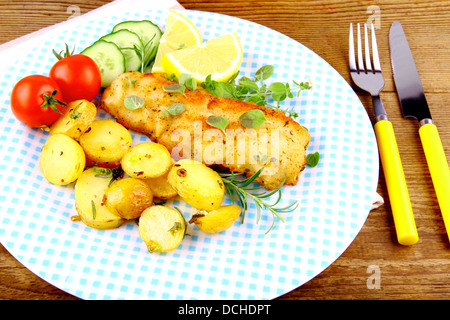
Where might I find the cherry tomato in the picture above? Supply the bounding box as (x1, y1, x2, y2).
(10, 75, 68, 128)
(49, 54, 101, 103)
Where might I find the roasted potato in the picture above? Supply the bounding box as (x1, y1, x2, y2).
(105, 178, 153, 220)
(167, 159, 225, 211)
(121, 142, 172, 179)
(39, 133, 85, 185)
(49, 99, 96, 140)
(189, 205, 241, 233)
(139, 206, 186, 253)
(79, 119, 132, 168)
(74, 167, 124, 229)
(143, 169, 177, 200)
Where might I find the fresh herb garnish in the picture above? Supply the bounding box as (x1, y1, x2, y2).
(69, 101, 83, 120)
(125, 76, 138, 89)
(239, 109, 266, 128)
(201, 65, 312, 119)
(173, 207, 189, 238)
(206, 115, 228, 133)
(93, 167, 112, 178)
(306, 152, 320, 167)
(168, 222, 183, 235)
(163, 103, 186, 118)
(91, 200, 96, 220)
(220, 168, 298, 234)
(132, 35, 157, 73)
(165, 73, 177, 81)
(178, 73, 197, 91)
(163, 84, 186, 95)
(124, 95, 145, 110)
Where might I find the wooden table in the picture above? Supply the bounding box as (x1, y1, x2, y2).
(1, 0, 449, 300)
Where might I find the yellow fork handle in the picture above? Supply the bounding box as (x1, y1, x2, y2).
(419, 123, 450, 241)
(374, 120, 419, 245)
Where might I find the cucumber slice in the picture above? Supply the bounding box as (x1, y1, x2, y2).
(112, 20, 162, 68)
(100, 29, 143, 72)
(81, 40, 125, 88)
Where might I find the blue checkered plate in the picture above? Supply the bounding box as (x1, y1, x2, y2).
(0, 10, 379, 299)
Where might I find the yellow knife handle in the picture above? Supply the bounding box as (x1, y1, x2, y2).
(419, 122, 450, 241)
(374, 119, 419, 245)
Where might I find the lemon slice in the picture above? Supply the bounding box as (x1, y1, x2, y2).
(160, 32, 243, 82)
(152, 10, 202, 73)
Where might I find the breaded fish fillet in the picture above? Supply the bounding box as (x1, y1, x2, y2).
(99, 72, 310, 190)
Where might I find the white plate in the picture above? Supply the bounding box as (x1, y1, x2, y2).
(0, 10, 379, 300)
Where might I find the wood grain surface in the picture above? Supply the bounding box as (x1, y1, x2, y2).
(1, 0, 450, 300)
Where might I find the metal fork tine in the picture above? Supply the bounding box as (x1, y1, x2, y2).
(364, 23, 372, 72)
(356, 23, 364, 72)
(371, 23, 381, 72)
(349, 23, 356, 71)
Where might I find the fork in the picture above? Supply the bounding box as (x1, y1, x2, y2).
(349, 23, 418, 245)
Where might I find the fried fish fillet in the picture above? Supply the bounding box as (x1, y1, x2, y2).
(99, 72, 310, 190)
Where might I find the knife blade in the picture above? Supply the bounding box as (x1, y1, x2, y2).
(389, 21, 450, 241)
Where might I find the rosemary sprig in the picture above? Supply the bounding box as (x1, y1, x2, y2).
(131, 35, 158, 73)
(220, 168, 299, 234)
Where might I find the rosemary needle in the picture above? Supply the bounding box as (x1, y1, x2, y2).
(219, 168, 299, 234)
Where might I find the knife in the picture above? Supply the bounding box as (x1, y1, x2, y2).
(389, 21, 450, 241)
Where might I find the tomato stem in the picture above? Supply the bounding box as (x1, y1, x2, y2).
(52, 43, 75, 60)
(41, 90, 67, 114)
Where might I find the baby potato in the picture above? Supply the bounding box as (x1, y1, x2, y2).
(105, 178, 153, 220)
(74, 167, 124, 229)
(139, 206, 186, 253)
(39, 133, 85, 185)
(167, 159, 225, 211)
(49, 99, 96, 140)
(79, 119, 132, 168)
(143, 169, 177, 200)
(121, 142, 172, 179)
(189, 205, 241, 233)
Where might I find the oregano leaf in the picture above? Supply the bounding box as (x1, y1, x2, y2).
(206, 115, 228, 133)
(165, 103, 185, 117)
(124, 95, 145, 110)
(239, 109, 266, 128)
(306, 152, 320, 167)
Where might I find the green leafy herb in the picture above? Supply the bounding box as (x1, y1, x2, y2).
(239, 109, 266, 128)
(163, 103, 186, 118)
(125, 76, 138, 89)
(165, 73, 177, 81)
(124, 95, 145, 110)
(168, 222, 183, 235)
(153, 199, 167, 206)
(206, 115, 228, 133)
(69, 101, 83, 120)
(91, 200, 96, 220)
(93, 167, 112, 178)
(163, 84, 186, 94)
(201, 65, 312, 119)
(132, 34, 157, 73)
(220, 168, 298, 234)
(306, 152, 320, 167)
(173, 207, 189, 238)
(255, 65, 274, 81)
(178, 73, 197, 91)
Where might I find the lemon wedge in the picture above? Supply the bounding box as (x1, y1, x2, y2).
(160, 32, 243, 82)
(152, 10, 202, 73)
